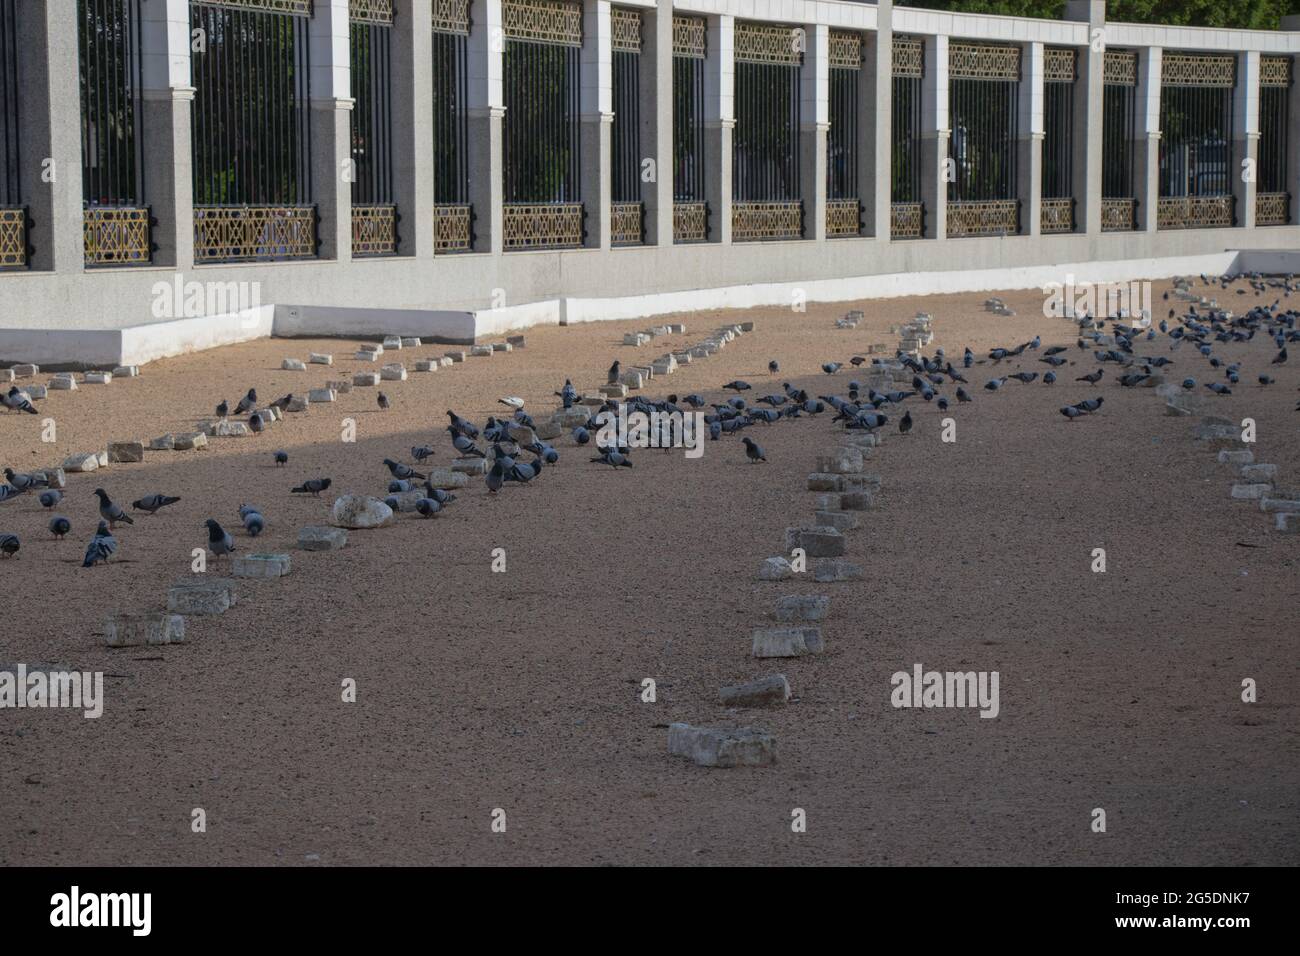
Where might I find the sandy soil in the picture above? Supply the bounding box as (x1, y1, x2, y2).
(1, 277, 1297, 866)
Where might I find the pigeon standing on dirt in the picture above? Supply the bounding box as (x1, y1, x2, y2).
(239, 505, 265, 537)
(94, 488, 134, 527)
(292, 478, 332, 496)
(235, 389, 258, 415)
(132, 493, 181, 515)
(82, 521, 117, 566)
(741, 436, 766, 463)
(39, 489, 63, 509)
(3, 387, 39, 414)
(0, 533, 18, 558)
(204, 519, 235, 559)
(607, 360, 621, 385)
(49, 516, 71, 540)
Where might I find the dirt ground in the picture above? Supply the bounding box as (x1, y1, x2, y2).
(1, 276, 1297, 866)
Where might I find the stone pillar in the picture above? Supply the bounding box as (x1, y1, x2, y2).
(1233, 51, 1259, 230)
(800, 23, 829, 242)
(18, 0, 84, 273)
(581, 0, 613, 249)
(139, 0, 194, 270)
(1286, 16, 1300, 227)
(862, 1, 892, 240)
(643, 0, 673, 246)
(310, 0, 353, 262)
(921, 33, 948, 240)
(467, 0, 505, 254)
(704, 14, 734, 244)
(1135, 45, 1161, 233)
(1019, 42, 1044, 236)
(393, 0, 435, 258)
(1065, 0, 1104, 236)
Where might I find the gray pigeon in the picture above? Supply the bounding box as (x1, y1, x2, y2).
(132, 493, 181, 515)
(486, 461, 505, 494)
(292, 478, 332, 496)
(384, 459, 425, 481)
(49, 515, 71, 539)
(4, 469, 48, 492)
(414, 497, 442, 518)
(741, 436, 766, 462)
(205, 519, 235, 559)
(39, 489, 63, 509)
(94, 488, 134, 527)
(82, 521, 117, 566)
(0, 533, 18, 558)
(239, 504, 265, 537)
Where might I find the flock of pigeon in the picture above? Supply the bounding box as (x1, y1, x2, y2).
(1, 273, 1296, 566)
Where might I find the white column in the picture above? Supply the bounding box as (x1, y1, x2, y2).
(643, 0, 674, 245)
(704, 14, 734, 243)
(921, 33, 948, 239)
(1234, 50, 1259, 229)
(309, 0, 354, 261)
(1019, 41, 1045, 236)
(394, 0, 435, 258)
(800, 23, 829, 241)
(139, 0, 194, 268)
(581, 0, 613, 248)
(1135, 45, 1161, 233)
(467, 0, 505, 253)
(864, 0, 892, 240)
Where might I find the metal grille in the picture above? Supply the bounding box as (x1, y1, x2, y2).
(611, 6, 640, 53)
(432, 26, 469, 215)
(947, 199, 1018, 237)
(0, 0, 17, 214)
(1043, 63, 1073, 205)
(1159, 56, 1234, 222)
(890, 202, 923, 239)
(1162, 52, 1235, 88)
(673, 201, 706, 242)
(893, 35, 922, 79)
(734, 21, 803, 67)
(673, 47, 705, 204)
(191, 2, 315, 260)
(1104, 49, 1136, 86)
(1157, 195, 1233, 229)
(949, 42, 1020, 82)
(610, 201, 642, 245)
(1101, 197, 1136, 232)
(828, 61, 858, 209)
(0, 206, 28, 268)
(1256, 193, 1289, 227)
(84, 205, 151, 265)
(351, 18, 393, 215)
(435, 203, 472, 251)
(193, 0, 312, 12)
(351, 203, 396, 255)
(826, 199, 860, 237)
(1044, 47, 1075, 83)
(503, 31, 581, 251)
(350, 0, 391, 25)
(1260, 56, 1291, 88)
(829, 31, 860, 71)
(502, 202, 583, 249)
(672, 15, 704, 59)
(432, 0, 470, 35)
(80, 0, 150, 265)
(1040, 197, 1074, 234)
(732, 200, 802, 241)
(733, 56, 801, 238)
(193, 205, 316, 261)
(502, 0, 581, 47)
(612, 38, 640, 206)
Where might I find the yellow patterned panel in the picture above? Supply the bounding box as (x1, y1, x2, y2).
(193, 205, 316, 262)
(1260, 56, 1292, 88)
(435, 204, 473, 251)
(673, 201, 707, 242)
(734, 22, 803, 67)
(611, 7, 641, 53)
(349, 0, 393, 26)
(432, 0, 471, 35)
(890, 201, 923, 238)
(611, 202, 643, 245)
(947, 199, 1019, 237)
(1101, 197, 1136, 231)
(0, 207, 27, 268)
(829, 31, 861, 71)
(1255, 192, 1290, 226)
(1104, 49, 1137, 86)
(502, 0, 582, 47)
(1161, 53, 1235, 88)
(1040, 197, 1074, 234)
(672, 16, 705, 59)
(949, 42, 1020, 82)
(1157, 195, 1234, 229)
(84, 207, 152, 266)
(893, 36, 923, 79)
(732, 201, 802, 241)
(826, 199, 860, 237)
(1044, 47, 1075, 83)
(503, 202, 584, 249)
(352, 204, 397, 256)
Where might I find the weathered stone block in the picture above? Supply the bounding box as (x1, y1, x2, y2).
(819, 447, 864, 474)
(309, 353, 333, 366)
(62, 452, 99, 473)
(298, 525, 348, 550)
(1259, 498, 1300, 514)
(668, 723, 775, 767)
(1218, 449, 1254, 465)
(757, 556, 794, 581)
(599, 383, 627, 398)
(1239, 463, 1277, 482)
(35, 468, 66, 489)
(48, 375, 77, 391)
(353, 372, 380, 386)
(401, 337, 422, 348)
(174, 432, 208, 451)
(619, 371, 644, 389)
(783, 526, 846, 557)
(111, 365, 140, 378)
(470, 345, 493, 357)
(103, 613, 185, 648)
(813, 559, 863, 582)
(107, 441, 144, 464)
(25, 384, 47, 399)
(445, 351, 466, 363)
(84, 371, 112, 385)
(149, 434, 175, 450)
(534, 421, 562, 441)
(167, 578, 237, 615)
(450, 457, 488, 476)
(331, 496, 395, 529)
(380, 363, 407, 381)
(719, 675, 790, 708)
(231, 553, 292, 578)
(807, 473, 839, 492)
(506, 335, 526, 348)
(839, 491, 876, 511)
(1274, 513, 1300, 534)
(752, 627, 824, 657)
(382, 336, 403, 350)
(507, 424, 536, 446)
(423, 468, 470, 489)
(814, 510, 857, 531)
(774, 595, 831, 622)
(286, 396, 310, 413)
(414, 360, 439, 372)
(307, 388, 336, 404)
(354, 350, 380, 362)
(12, 363, 38, 377)
(1230, 483, 1272, 500)
(282, 358, 306, 371)
(491, 342, 512, 352)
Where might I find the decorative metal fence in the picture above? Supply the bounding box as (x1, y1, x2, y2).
(1041, 46, 1074, 233)
(190, 0, 316, 262)
(826, 30, 860, 237)
(433, 0, 472, 251)
(732, 21, 802, 241)
(672, 15, 706, 242)
(0, 0, 26, 268)
(891, 34, 923, 239)
(947, 42, 1020, 237)
(502, 0, 583, 250)
(1158, 52, 1235, 229)
(611, 7, 642, 245)
(1101, 49, 1137, 231)
(350, 0, 396, 256)
(1257, 55, 1291, 226)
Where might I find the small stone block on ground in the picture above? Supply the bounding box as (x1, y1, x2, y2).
(308, 388, 336, 403)
(470, 345, 493, 357)
(401, 337, 422, 348)
(231, 553, 292, 578)
(757, 557, 794, 581)
(1218, 449, 1254, 465)
(174, 432, 207, 451)
(814, 510, 857, 531)
(1240, 463, 1277, 482)
(450, 458, 488, 476)
(282, 358, 306, 371)
(774, 595, 831, 622)
(813, 559, 863, 582)
(167, 578, 237, 616)
(309, 353, 333, 366)
(103, 612, 185, 648)
(62, 453, 99, 473)
(719, 675, 790, 707)
(445, 351, 466, 363)
(380, 363, 407, 381)
(107, 441, 144, 463)
(353, 372, 380, 386)
(423, 468, 470, 489)
(149, 435, 175, 451)
(48, 375, 77, 391)
(507, 335, 526, 348)
(414, 360, 439, 372)
(286, 396, 310, 413)
(298, 525, 348, 551)
(84, 371, 112, 385)
(752, 627, 824, 657)
(783, 526, 845, 557)
(1230, 483, 1272, 500)
(668, 723, 776, 768)
(1274, 513, 1299, 534)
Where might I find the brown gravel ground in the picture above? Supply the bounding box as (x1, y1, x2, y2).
(0, 277, 1297, 866)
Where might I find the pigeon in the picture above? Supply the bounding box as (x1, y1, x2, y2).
(446, 411, 479, 438)
(822, 362, 842, 375)
(591, 449, 633, 468)
(1182, 378, 1196, 390)
(485, 460, 505, 493)
(984, 378, 1006, 391)
(963, 348, 974, 368)
(81, 521, 117, 566)
(956, 387, 971, 404)
(1272, 347, 1287, 365)
(204, 519, 235, 559)
(1258, 375, 1275, 386)
(572, 427, 590, 445)
(2, 387, 38, 414)
(49, 516, 71, 540)
(1040, 355, 1067, 367)
(421, 484, 456, 505)
(1076, 369, 1103, 384)
(899, 409, 913, 434)
(741, 436, 766, 463)
(384, 459, 425, 481)
(556, 379, 577, 409)
(38, 489, 63, 509)
(378, 392, 391, 411)
(1043, 372, 1057, 385)
(93, 488, 134, 527)
(0, 484, 21, 503)
(607, 360, 621, 385)
(274, 450, 289, 466)
(1009, 372, 1038, 384)
(1060, 404, 1083, 420)
(0, 533, 18, 558)
(414, 497, 442, 518)
(1076, 397, 1104, 413)
(249, 412, 264, 434)
(768, 360, 780, 375)
(723, 380, 752, 392)
(4, 469, 47, 493)
(1205, 382, 1232, 395)
(234, 389, 258, 415)
(292, 478, 332, 496)
(239, 504, 265, 537)
(269, 393, 293, 412)
(132, 493, 181, 515)
(215, 399, 229, 419)
(410, 445, 435, 463)
(449, 428, 485, 457)
(388, 479, 415, 494)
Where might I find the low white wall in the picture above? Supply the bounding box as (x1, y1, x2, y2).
(271, 304, 478, 342)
